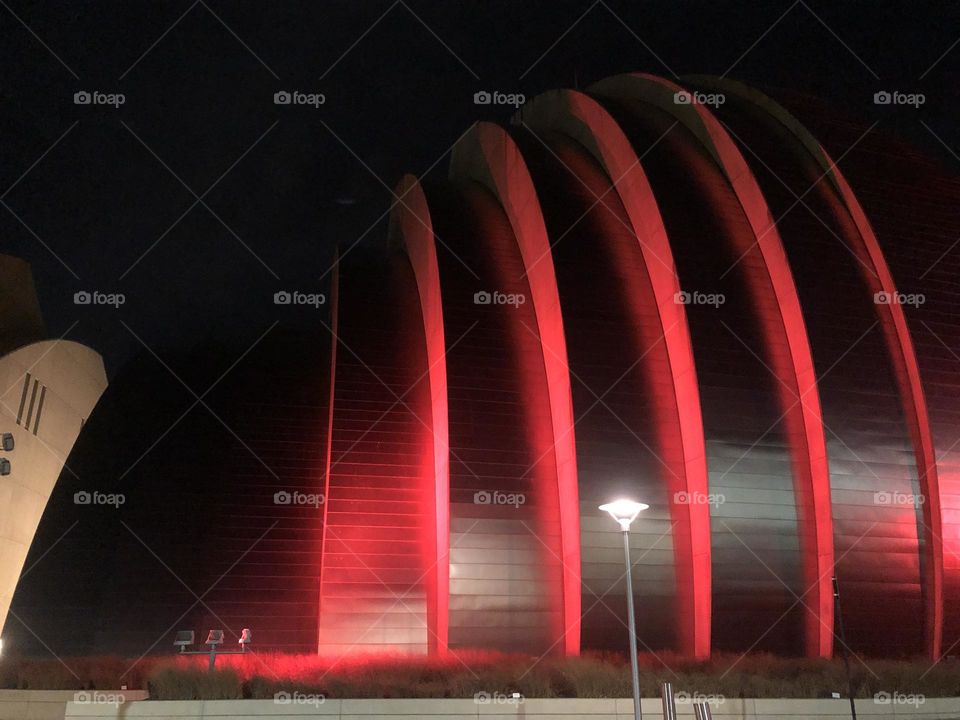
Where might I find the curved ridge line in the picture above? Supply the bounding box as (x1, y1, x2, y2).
(689, 75, 943, 660)
(389, 175, 451, 654)
(591, 72, 835, 658)
(519, 88, 712, 659)
(317, 251, 339, 653)
(450, 123, 582, 655)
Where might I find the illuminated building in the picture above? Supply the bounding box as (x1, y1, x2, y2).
(8, 75, 960, 661)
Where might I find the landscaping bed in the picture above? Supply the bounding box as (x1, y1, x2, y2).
(2, 651, 957, 701)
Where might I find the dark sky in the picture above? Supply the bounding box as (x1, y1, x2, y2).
(2, 0, 958, 376)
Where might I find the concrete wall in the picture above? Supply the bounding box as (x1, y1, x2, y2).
(0, 690, 145, 720)
(0, 340, 108, 639)
(0, 690, 77, 720)
(40, 696, 960, 720)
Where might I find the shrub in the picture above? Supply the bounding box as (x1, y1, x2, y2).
(0, 656, 156, 691)
(4, 650, 959, 701)
(147, 664, 241, 700)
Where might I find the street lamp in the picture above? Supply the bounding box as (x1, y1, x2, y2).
(600, 499, 649, 720)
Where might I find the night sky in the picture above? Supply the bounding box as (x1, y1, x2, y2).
(2, 0, 958, 376)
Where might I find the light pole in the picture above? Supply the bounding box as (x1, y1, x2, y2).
(833, 576, 857, 720)
(600, 499, 649, 720)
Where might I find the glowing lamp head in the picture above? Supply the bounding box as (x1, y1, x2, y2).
(599, 499, 648, 530)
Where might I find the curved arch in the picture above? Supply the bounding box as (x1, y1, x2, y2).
(317, 252, 339, 653)
(687, 75, 944, 660)
(449, 124, 581, 654)
(388, 176, 451, 655)
(591, 73, 835, 658)
(0, 339, 107, 639)
(518, 90, 711, 659)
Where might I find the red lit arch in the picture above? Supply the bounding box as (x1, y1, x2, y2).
(450, 124, 582, 655)
(388, 176, 451, 654)
(591, 73, 835, 658)
(687, 75, 944, 660)
(317, 254, 340, 654)
(519, 90, 712, 660)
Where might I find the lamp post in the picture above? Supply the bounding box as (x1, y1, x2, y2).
(600, 499, 649, 720)
(833, 576, 857, 720)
